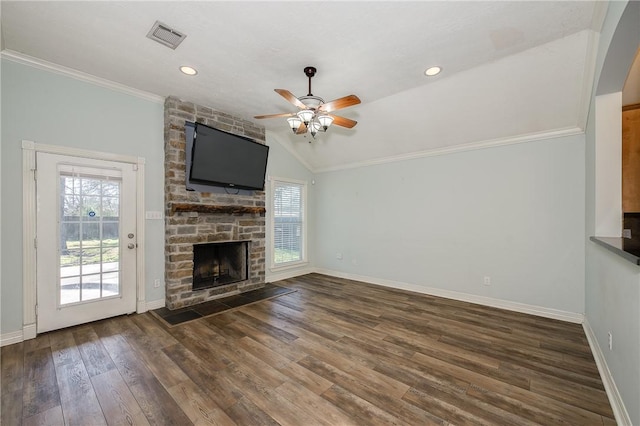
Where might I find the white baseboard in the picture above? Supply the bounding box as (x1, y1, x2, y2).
(313, 268, 585, 324)
(23, 323, 37, 340)
(145, 299, 166, 311)
(0, 323, 36, 347)
(1, 302, 165, 347)
(0, 271, 588, 344)
(0, 330, 24, 347)
(583, 319, 632, 425)
(268, 266, 316, 284)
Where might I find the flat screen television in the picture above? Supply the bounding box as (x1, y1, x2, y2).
(188, 122, 269, 191)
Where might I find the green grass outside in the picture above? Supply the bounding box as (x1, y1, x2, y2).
(274, 248, 301, 264)
(60, 238, 119, 266)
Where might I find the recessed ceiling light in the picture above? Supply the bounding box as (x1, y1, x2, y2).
(180, 66, 198, 76)
(424, 66, 442, 76)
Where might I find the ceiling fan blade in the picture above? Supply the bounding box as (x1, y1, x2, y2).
(330, 114, 357, 128)
(254, 112, 293, 119)
(275, 89, 307, 109)
(319, 95, 361, 113)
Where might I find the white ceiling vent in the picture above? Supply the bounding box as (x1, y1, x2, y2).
(146, 21, 186, 50)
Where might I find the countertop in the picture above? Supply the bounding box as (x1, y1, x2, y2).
(590, 236, 640, 265)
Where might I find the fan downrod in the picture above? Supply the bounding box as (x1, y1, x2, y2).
(304, 66, 317, 96)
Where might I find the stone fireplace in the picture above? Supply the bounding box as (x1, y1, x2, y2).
(164, 96, 266, 310)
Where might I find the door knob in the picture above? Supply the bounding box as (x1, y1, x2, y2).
(128, 243, 135, 249)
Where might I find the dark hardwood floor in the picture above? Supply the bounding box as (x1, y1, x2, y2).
(1, 273, 615, 425)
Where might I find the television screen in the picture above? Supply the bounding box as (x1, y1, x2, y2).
(188, 122, 269, 191)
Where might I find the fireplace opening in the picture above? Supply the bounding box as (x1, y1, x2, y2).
(192, 241, 249, 291)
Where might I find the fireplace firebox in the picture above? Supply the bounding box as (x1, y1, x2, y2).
(192, 241, 249, 291)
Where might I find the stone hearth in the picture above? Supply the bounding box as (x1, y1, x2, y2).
(164, 96, 266, 310)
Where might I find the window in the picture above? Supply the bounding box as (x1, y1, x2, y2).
(271, 178, 307, 267)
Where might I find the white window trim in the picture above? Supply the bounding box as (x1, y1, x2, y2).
(269, 176, 308, 271)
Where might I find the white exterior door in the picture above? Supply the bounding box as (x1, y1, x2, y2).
(36, 152, 138, 333)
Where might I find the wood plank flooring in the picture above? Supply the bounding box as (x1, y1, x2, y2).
(1, 273, 616, 425)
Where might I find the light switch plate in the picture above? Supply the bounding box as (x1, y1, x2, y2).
(145, 211, 163, 220)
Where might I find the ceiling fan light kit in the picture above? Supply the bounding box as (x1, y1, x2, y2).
(287, 116, 302, 132)
(255, 66, 360, 139)
(297, 109, 314, 126)
(317, 114, 334, 131)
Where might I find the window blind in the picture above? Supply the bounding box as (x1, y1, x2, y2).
(273, 180, 304, 265)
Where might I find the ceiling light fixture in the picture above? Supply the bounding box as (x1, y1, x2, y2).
(287, 67, 334, 139)
(180, 66, 198, 76)
(317, 114, 334, 131)
(255, 66, 361, 140)
(425, 66, 442, 76)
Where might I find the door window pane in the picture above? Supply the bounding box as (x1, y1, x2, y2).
(60, 277, 81, 304)
(58, 172, 122, 306)
(83, 196, 101, 221)
(102, 272, 120, 297)
(81, 274, 102, 301)
(81, 223, 101, 245)
(102, 197, 119, 218)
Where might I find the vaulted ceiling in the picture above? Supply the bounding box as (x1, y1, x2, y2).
(1, 1, 620, 171)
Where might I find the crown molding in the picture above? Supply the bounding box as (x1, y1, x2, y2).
(314, 126, 584, 174)
(590, 0, 609, 33)
(1, 49, 164, 104)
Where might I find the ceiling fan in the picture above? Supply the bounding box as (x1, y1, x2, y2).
(254, 66, 361, 138)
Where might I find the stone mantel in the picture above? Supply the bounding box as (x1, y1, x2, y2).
(170, 203, 266, 216)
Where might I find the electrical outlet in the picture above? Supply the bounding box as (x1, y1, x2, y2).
(336, 252, 343, 260)
(154, 279, 161, 288)
(608, 332, 613, 350)
(483, 276, 491, 286)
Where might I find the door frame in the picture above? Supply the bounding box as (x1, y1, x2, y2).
(22, 140, 146, 339)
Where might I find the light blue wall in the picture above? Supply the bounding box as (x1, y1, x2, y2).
(585, 1, 640, 423)
(586, 243, 640, 422)
(1, 59, 165, 334)
(314, 136, 586, 313)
